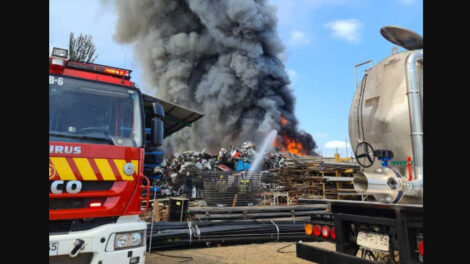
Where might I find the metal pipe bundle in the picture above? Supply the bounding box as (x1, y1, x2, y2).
(193, 211, 316, 220)
(189, 204, 327, 214)
(146, 220, 317, 251)
(189, 204, 328, 221)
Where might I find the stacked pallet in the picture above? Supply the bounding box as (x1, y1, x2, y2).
(271, 155, 361, 200)
(141, 199, 170, 222)
(155, 202, 169, 222)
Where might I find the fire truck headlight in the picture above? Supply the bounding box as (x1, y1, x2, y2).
(129, 232, 142, 246)
(114, 231, 144, 249)
(52, 47, 68, 58)
(114, 233, 129, 249)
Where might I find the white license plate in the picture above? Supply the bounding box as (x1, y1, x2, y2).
(357, 232, 389, 251)
(49, 241, 59, 256)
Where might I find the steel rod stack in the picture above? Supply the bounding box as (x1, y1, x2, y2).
(146, 220, 319, 251)
(189, 204, 328, 221)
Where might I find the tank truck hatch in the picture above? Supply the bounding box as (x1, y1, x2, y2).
(380, 26, 423, 50)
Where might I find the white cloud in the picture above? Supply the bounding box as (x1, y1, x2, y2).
(288, 30, 310, 46)
(323, 140, 353, 157)
(324, 141, 351, 149)
(325, 19, 363, 44)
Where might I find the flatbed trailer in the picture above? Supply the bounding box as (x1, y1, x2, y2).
(296, 199, 423, 264)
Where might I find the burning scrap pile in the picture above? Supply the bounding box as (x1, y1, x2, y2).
(147, 137, 361, 204)
(157, 139, 359, 199)
(153, 141, 269, 206)
(163, 141, 307, 181)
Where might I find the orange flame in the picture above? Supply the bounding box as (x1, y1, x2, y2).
(273, 134, 307, 156)
(281, 116, 288, 126)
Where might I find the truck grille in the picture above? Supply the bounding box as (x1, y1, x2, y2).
(49, 198, 106, 210)
(49, 182, 112, 210)
(49, 217, 117, 233)
(49, 253, 93, 264)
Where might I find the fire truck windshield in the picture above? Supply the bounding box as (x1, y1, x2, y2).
(49, 75, 143, 147)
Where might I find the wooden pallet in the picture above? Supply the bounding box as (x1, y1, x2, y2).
(270, 155, 360, 201)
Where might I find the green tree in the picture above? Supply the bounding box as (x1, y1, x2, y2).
(68, 32, 98, 63)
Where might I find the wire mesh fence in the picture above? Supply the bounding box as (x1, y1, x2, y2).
(199, 171, 263, 206)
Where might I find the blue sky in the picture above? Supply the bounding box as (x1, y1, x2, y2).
(50, 0, 423, 157)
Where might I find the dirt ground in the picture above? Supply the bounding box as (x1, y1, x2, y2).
(145, 241, 335, 264)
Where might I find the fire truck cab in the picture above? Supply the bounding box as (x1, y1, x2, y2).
(49, 47, 164, 264)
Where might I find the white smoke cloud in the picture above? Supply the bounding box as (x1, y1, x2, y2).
(325, 18, 363, 44)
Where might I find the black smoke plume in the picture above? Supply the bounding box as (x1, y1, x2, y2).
(113, 0, 317, 155)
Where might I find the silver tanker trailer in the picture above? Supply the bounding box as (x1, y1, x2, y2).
(296, 26, 423, 264)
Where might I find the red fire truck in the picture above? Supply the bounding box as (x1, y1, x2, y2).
(49, 47, 164, 264)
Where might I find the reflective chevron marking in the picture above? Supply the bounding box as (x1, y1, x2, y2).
(50, 157, 138, 181)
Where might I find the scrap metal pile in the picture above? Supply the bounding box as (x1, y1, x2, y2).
(167, 142, 257, 174)
(154, 141, 361, 202)
(157, 142, 260, 198)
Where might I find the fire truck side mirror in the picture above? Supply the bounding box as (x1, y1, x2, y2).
(150, 118, 164, 147)
(152, 102, 165, 119)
